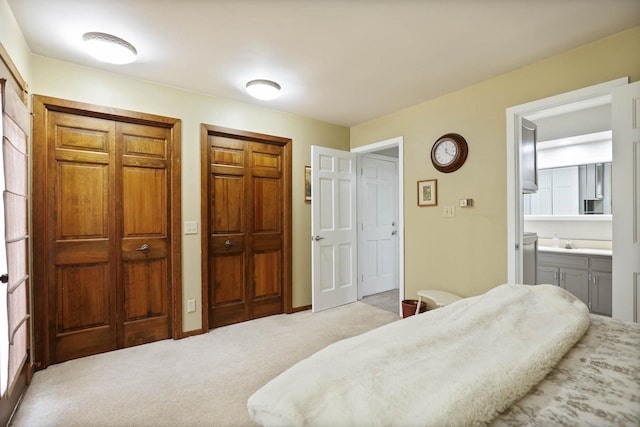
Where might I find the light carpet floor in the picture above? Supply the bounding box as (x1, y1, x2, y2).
(11, 302, 399, 427)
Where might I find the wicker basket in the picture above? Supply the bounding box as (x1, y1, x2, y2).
(401, 299, 427, 318)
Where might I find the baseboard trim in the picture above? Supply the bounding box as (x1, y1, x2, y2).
(178, 328, 206, 339)
(291, 305, 311, 313)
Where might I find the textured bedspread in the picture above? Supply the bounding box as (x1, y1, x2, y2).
(248, 284, 591, 426)
(493, 314, 640, 426)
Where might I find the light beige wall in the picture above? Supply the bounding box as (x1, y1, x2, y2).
(0, 0, 31, 82)
(351, 26, 640, 300)
(29, 55, 349, 332)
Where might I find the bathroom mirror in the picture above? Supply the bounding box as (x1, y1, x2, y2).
(523, 162, 611, 216)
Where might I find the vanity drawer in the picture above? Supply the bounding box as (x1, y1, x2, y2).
(590, 256, 612, 272)
(538, 253, 588, 269)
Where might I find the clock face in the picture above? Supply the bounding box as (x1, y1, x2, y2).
(434, 139, 457, 166)
(430, 133, 468, 173)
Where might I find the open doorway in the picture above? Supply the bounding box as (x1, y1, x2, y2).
(506, 77, 640, 321)
(352, 137, 404, 314)
(506, 78, 626, 284)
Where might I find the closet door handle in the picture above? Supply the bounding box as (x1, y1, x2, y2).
(224, 240, 233, 249)
(135, 244, 150, 253)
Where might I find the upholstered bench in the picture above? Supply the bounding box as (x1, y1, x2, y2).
(415, 289, 463, 314)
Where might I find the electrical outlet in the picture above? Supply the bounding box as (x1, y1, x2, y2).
(184, 221, 198, 235)
(187, 299, 196, 313)
(444, 206, 455, 217)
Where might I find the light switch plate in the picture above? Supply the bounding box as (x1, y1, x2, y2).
(184, 221, 198, 235)
(444, 206, 455, 217)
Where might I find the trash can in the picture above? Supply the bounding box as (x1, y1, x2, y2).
(401, 299, 427, 318)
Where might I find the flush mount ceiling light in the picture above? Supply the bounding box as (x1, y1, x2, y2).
(245, 79, 281, 100)
(82, 32, 137, 64)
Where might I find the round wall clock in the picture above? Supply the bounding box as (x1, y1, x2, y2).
(430, 133, 468, 173)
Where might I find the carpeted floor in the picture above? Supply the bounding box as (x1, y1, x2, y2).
(11, 301, 399, 427)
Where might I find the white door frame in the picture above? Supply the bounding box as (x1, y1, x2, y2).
(352, 136, 405, 306)
(506, 77, 628, 284)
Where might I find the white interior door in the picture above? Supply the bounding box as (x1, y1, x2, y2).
(612, 80, 640, 322)
(311, 146, 357, 312)
(359, 155, 398, 297)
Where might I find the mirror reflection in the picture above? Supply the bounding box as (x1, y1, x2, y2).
(523, 162, 611, 215)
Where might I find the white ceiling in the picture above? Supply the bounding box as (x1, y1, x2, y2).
(7, 0, 640, 127)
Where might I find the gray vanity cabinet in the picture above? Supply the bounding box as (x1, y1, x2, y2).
(589, 256, 612, 316)
(561, 268, 590, 306)
(537, 252, 612, 316)
(537, 265, 559, 286)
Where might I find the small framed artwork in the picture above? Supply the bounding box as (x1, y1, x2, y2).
(304, 166, 312, 202)
(417, 179, 437, 207)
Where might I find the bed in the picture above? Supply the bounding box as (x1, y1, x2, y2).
(247, 284, 640, 426)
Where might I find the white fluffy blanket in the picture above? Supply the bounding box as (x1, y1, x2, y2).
(247, 284, 590, 427)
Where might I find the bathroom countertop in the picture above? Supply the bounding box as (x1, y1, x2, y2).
(538, 246, 612, 257)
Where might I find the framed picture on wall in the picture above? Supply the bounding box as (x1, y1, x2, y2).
(305, 166, 311, 202)
(417, 179, 437, 207)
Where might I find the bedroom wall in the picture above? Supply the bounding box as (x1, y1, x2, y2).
(0, 0, 31, 83)
(350, 26, 640, 301)
(27, 55, 349, 333)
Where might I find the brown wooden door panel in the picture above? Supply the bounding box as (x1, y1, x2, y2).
(253, 250, 281, 298)
(48, 111, 117, 364)
(121, 238, 168, 260)
(55, 240, 110, 265)
(123, 259, 167, 320)
(211, 175, 244, 233)
(56, 264, 112, 332)
(51, 112, 112, 152)
(123, 316, 171, 348)
(54, 262, 115, 362)
(210, 137, 245, 167)
(118, 122, 171, 347)
(205, 130, 288, 328)
(210, 235, 245, 255)
(56, 162, 110, 239)
(34, 102, 179, 367)
(122, 166, 168, 236)
(211, 254, 245, 305)
(121, 124, 168, 159)
(253, 177, 281, 232)
(55, 326, 115, 362)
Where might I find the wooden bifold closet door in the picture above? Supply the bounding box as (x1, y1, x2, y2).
(201, 125, 292, 329)
(32, 96, 182, 367)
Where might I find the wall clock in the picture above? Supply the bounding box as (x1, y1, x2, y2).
(430, 133, 468, 173)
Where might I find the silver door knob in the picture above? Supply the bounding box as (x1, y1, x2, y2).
(135, 244, 150, 253)
(224, 239, 233, 249)
(314, 235, 325, 241)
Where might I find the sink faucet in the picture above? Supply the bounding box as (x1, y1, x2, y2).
(564, 240, 572, 249)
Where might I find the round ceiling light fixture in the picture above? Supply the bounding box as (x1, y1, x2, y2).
(82, 32, 137, 64)
(245, 79, 281, 100)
